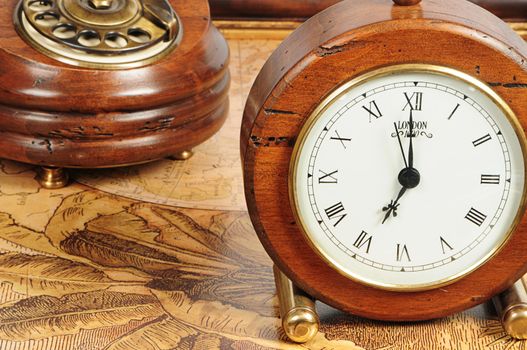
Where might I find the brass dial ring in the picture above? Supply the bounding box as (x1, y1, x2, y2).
(14, 0, 180, 69)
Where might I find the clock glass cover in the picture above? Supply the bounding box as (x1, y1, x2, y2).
(291, 65, 526, 291)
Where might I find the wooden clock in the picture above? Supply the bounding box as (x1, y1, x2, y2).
(0, 0, 229, 188)
(241, 0, 527, 343)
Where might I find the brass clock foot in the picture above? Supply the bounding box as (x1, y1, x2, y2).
(37, 167, 69, 189)
(273, 265, 319, 343)
(493, 276, 527, 339)
(169, 150, 194, 161)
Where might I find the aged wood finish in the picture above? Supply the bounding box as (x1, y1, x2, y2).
(242, 0, 527, 321)
(0, 0, 229, 168)
(210, 0, 527, 22)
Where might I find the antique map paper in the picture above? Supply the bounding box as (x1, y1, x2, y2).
(0, 39, 522, 350)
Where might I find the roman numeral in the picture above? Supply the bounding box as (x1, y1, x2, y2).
(318, 170, 338, 184)
(448, 103, 460, 120)
(353, 231, 372, 254)
(465, 208, 487, 226)
(481, 174, 500, 185)
(362, 100, 383, 122)
(403, 92, 423, 111)
(324, 202, 347, 227)
(330, 130, 351, 149)
(396, 244, 411, 262)
(472, 134, 492, 147)
(440, 237, 454, 254)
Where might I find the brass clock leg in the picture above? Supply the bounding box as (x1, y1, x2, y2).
(273, 265, 319, 343)
(37, 167, 69, 189)
(493, 276, 527, 339)
(169, 150, 194, 161)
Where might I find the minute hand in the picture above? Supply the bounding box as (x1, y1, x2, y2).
(408, 109, 414, 168)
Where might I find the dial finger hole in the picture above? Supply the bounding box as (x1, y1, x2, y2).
(34, 12, 59, 27)
(52, 23, 76, 39)
(105, 32, 128, 48)
(127, 28, 151, 44)
(77, 30, 101, 47)
(28, 0, 53, 11)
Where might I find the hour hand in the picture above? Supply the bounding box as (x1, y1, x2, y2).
(382, 186, 407, 224)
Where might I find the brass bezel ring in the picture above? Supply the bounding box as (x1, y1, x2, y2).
(289, 63, 527, 292)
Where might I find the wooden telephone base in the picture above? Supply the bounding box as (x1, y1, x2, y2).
(2, 0, 229, 189)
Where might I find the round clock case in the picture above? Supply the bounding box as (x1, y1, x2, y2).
(241, 0, 527, 320)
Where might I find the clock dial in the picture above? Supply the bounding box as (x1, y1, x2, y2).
(291, 66, 526, 291)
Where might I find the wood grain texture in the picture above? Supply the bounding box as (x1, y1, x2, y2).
(242, 0, 527, 321)
(210, 0, 527, 21)
(0, 0, 230, 168)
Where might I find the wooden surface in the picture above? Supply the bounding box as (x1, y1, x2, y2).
(0, 32, 524, 350)
(242, 0, 527, 321)
(210, 0, 527, 21)
(0, 0, 229, 168)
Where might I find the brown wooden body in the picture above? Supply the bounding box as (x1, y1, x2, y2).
(0, 0, 229, 168)
(210, 0, 527, 21)
(242, 0, 527, 321)
(210, 0, 339, 20)
(473, 1, 527, 21)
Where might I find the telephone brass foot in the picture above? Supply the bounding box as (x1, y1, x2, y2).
(169, 150, 194, 161)
(273, 265, 319, 343)
(493, 276, 527, 339)
(37, 167, 69, 189)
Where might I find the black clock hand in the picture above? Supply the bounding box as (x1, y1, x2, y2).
(394, 122, 408, 168)
(382, 111, 420, 224)
(408, 109, 414, 168)
(382, 186, 407, 224)
(399, 109, 420, 188)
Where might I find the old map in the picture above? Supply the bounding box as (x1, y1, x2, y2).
(74, 75, 246, 211)
(0, 38, 522, 350)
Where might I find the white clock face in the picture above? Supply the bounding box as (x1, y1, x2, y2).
(291, 66, 526, 291)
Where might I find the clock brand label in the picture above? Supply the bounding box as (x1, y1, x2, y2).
(392, 120, 433, 139)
